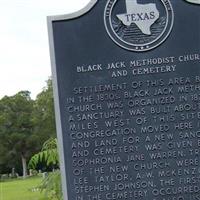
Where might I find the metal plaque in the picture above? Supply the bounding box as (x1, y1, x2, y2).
(48, 1, 200, 200)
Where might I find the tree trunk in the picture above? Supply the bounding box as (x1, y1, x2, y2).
(21, 155, 27, 178)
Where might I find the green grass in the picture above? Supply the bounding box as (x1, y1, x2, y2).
(0, 176, 46, 200)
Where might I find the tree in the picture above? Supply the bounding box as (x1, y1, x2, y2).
(0, 91, 41, 178)
(0, 78, 57, 176)
(32, 78, 56, 142)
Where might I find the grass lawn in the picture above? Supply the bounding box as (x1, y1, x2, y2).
(0, 176, 46, 200)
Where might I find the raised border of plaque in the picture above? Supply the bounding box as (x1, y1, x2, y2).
(47, 1, 98, 199)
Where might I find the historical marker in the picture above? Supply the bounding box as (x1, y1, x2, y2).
(48, 0, 200, 200)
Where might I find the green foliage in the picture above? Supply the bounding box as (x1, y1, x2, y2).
(32, 79, 56, 142)
(0, 91, 41, 176)
(0, 78, 61, 198)
(28, 138, 59, 169)
(0, 78, 57, 176)
(28, 138, 62, 200)
(38, 171, 62, 200)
